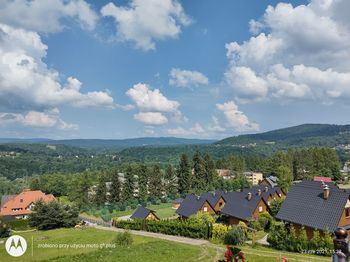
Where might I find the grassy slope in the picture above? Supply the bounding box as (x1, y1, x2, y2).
(0, 228, 331, 262)
(110, 203, 176, 219)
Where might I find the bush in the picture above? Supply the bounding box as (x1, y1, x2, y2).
(269, 198, 284, 217)
(188, 212, 215, 225)
(223, 226, 247, 246)
(267, 222, 287, 250)
(113, 218, 211, 239)
(115, 230, 133, 247)
(6, 219, 31, 231)
(0, 220, 11, 238)
(212, 223, 231, 242)
(258, 212, 274, 231)
(248, 220, 262, 231)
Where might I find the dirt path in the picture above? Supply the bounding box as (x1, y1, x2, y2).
(93, 225, 208, 246)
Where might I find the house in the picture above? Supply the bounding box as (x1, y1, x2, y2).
(243, 172, 263, 185)
(0, 190, 55, 219)
(243, 185, 285, 206)
(259, 176, 279, 188)
(220, 191, 270, 225)
(276, 180, 350, 239)
(313, 176, 332, 183)
(200, 190, 227, 212)
(130, 206, 159, 220)
(172, 198, 183, 209)
(216, 169, 233, 180)
(176, 194, 216, 219)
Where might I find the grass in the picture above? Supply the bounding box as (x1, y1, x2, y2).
(112, 202, 176, 219)
(0, 227, 333, 262)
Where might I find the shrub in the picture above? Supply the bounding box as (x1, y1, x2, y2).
(223, 226, 247, 246)
(258, 212, 274, 231)
(0, 220, 11, 238)
(212, 223, 231, 242)
(267, 222, 287, 250)
(269, 198, 284, 217)
(188, 212, 215, 225)
(248, 220, 262, 231)
(113, 218, 211, 239)
(115, 230, 133, 247)
(6, 219, 31, 231)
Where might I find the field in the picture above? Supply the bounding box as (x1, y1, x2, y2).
(0, 227, 332, 262)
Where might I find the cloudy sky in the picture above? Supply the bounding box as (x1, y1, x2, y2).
(0, 0, 349, 139)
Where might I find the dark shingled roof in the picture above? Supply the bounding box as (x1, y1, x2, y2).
(220, 191, 267, 221)
(200, 191, 226, 207)
(276, 181, 349, 231)
(243, 185, 283, 202)
(131, 206, 156, 219)
(176, 194, 213, 218)
(172, 198, 184, 204)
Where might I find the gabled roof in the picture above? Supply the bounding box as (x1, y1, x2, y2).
(130, 206, 157, 219)
(220, 191, 267, 221)
(243, 185, 283, 202)
(176, 194, 214, 218)
(172, 198, 184, 204)
(1, 195, 15, 208)
(0, 190, 55, 216)
(200, 191, 226, 207)
(276, 181, 349, 231)
(263, 176, 279, 188)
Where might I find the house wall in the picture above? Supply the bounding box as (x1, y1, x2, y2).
(146, 212, 159, 220)
(252, 199, 269, 219)
(338, 208, 350, 229)
(200, 201, 215, 215)
(227, 216, 247, 225)
(213, 197, 225, 212)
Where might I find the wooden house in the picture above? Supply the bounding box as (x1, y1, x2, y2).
(130, 206, 159, 220)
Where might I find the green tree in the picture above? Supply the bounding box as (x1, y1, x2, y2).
(149, 164, 162, 199)
(191, 151, 206, 193)
(275, 165, 293, 192)
(137, 164, 149, 200)
(177, 154, 191, 195)
(121, 166, 134, 201)
(269, 198, 284, 217)
(71, 172, 91, 207)
(109, 170, 121, 202)
(164, 163, 177, 197)
(95, 174, 107, 205)
(203, 153, 215, 190)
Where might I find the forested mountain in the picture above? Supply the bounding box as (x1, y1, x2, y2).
(0, 137, 215, 150)
(217, 124, 350, 147)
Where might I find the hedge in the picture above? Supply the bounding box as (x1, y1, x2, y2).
(113, 218, 212, 239)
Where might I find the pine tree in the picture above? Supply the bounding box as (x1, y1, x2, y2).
(164, 164, 177, 197)
(75, 172, 91, 207)
(203, 153, 215, 189)
(177, 154, 191, 195)
(149, 164, 162, 199)
(121, 166, 134, 201)
(137, 164, 148, 200)
(191, 151, 206, 193)
(109, 170, 121, 202)
(95, 174, 107, 205)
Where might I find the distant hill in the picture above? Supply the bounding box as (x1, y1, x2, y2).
(217, 124, 350, 147)
(0, 137, 215, 150)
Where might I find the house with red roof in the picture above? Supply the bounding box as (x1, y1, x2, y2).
(0, 189, 55, 219)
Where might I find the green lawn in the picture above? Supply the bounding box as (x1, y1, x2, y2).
(112, 202, 176, 219)
(0, 228, 332, 262)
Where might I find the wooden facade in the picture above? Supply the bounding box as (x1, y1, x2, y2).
(213, 197, 225, 212)
(146, 211, 159, 220)
(200, 201, 216, 215)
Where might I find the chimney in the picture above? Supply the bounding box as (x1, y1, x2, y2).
(257, 189, 262, 196)
(323, 185, 330, 200)
(247, 192, 252, 201)
(264, 186, 269, 192)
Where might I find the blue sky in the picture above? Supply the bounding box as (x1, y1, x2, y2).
(0, 0, 349, 139)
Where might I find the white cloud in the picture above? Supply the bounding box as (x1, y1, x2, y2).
(0, 0, 98, 33)
(0, 109, 78, 130)
(169, 68, 209, 88)
(0, 23, 114, 112)
(208, 117, 226, 133)
(126, 83, 179, 112)
(216, 101, 259, 132)
(225, 0, 350, 104)
(101, 0, 191, 50)
(134, 112, 168, 125)
(167, 123, 205, 136)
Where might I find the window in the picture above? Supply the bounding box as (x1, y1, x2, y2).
(267, 201, 270, 206)
(203, 207, 208, 212)
(259, 206, 263, 213)
(20, 199, 23, 203)
(346, 208, 350, 217)
(219, 202, 223, 207)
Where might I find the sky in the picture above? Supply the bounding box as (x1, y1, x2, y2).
(0, 0, 350, 139)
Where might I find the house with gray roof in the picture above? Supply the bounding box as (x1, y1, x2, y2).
(130, 206, 159, 220)
(276, 180, 350, 239)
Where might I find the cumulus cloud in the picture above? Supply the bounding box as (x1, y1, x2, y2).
(225, 0, 350, 104)
(134, 112, 168, 125)
(0, 0, 98, 33)
(169, 68, 209, 88)
(126, 83, 179, 112)
(167, 123, 205, 136)
(208, 117, 226, 133)
(0, 23, 114, 112)
(0, 109, 78, 130)
(101, 0, 191, 50)
(216, 101, 259, 132)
